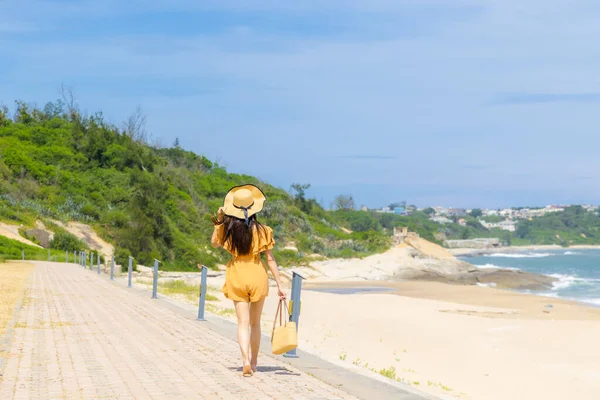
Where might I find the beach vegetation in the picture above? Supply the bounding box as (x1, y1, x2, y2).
(378, 366, 397, 380)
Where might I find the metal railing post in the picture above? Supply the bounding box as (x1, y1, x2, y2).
(197, 265, 208, 321)
(110, 255, 115, 280)
(284, 271, 305, 358)
(152, 259, 160, 299)
(84, 251, 87, 269)
(21, 250, 24, 260)
(97, 253, 101, 274)
(65, 251, 68, 263)
(128, 256, 133, 288)
(48, 250, 50, 261)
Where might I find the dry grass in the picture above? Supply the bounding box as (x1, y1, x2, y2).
(158, 280, 219, 302)
(0, 262, 34, 338)
(133, 279, 220, 303)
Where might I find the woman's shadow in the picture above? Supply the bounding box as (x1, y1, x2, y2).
(229, 366, 301, 376)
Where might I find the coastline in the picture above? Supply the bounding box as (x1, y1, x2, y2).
(449, 244, 600, 257)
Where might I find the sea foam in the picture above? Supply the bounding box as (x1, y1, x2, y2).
(484, 253, 552, 259)
(475, 263, 521, 271)
(549, 274, 600, 290)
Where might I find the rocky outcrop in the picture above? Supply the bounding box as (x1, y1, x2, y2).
(25, 228, 52, 248)
(303, 241, 557, 291)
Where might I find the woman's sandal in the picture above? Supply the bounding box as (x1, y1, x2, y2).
(242, 364, 253, 377)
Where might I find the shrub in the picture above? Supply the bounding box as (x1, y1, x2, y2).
(115, 247, 136, 272)
(50, 232, 85, 252)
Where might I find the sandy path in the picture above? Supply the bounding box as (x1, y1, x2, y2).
(0, 223, 41, 248)
(50, 220, 114, 256)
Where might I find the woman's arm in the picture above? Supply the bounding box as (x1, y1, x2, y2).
(265, 250, 286, 299)
(210, 226, 222, 248)
(211, 207, 225, 248)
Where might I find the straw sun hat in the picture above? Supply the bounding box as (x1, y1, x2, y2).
(222, 184, 266, 223)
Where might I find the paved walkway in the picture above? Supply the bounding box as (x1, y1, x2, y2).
(0, 262, 361, 400)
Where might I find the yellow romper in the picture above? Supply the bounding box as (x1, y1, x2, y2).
(212, 224, 275, 303)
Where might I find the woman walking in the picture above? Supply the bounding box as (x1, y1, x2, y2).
(211, 184, 286, 377)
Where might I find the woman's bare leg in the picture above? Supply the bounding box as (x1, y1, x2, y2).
(249, 297, 266, 371)
(234, 301, 251, 369)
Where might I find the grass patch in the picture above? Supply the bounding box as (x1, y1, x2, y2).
(157, 280, 218, 302)
(428, 381, 454, 392)
(339, 352, 347, 361)
(378, 366, 397, 380)
(206, 304, 236, 316)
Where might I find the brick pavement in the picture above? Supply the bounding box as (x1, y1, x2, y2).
(0, 262, 361, 400)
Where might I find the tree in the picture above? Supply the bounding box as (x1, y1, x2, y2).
(122, 105, 148, 144)
(59, 84, 79, 120)
(0, 105, 10, 127)
(334, 194, 355, 211)
(423, 207, 435, 215)
(290, 183, 312, 213)
(470, 208, 483, 218)
(173, 137, 181, 148)
(290, 183, 310, 200)
(503, 232, 512, 246)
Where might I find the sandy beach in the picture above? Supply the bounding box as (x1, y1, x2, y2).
(138, 269, 600, 400)
(258, 280, 600, 400)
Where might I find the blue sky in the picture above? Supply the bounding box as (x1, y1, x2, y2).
(1, 0, 599, 209)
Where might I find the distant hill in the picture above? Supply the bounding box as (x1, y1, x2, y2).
(0, 100, 396, 270)
(434, 207, 600, 247)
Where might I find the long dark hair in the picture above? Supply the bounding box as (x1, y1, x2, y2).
(212, 214, 266, 255)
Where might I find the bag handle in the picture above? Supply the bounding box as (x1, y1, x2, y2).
(270, 299, 289, 342)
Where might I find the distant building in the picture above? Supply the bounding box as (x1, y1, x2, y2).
(394, 206, 406, 215)
(393, 227, 420, 244)
(480, 219, 516, 232)
(431, 216, 453, 224)
(448, 208, 467, 217)
(458, 218, 467, 227)
(445, 238, 501, 249)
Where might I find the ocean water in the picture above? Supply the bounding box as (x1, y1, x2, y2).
(462, 249, 600, 307)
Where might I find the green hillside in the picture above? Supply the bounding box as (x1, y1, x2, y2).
(438, 207, 600, 246)
(0, 100, 396, 270)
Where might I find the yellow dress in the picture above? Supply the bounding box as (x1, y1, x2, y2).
(211, 224, 275, 303)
